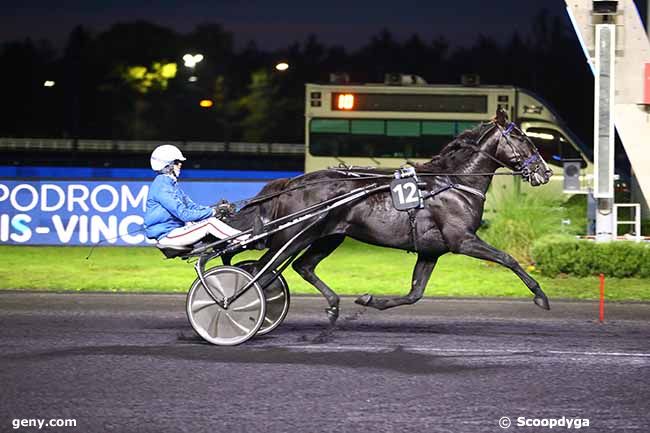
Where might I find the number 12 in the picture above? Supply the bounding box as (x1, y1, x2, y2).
(392, 183, 419, 204)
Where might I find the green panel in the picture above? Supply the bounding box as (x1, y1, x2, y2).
(456, 121, 480, 133)
(310, 119, 349, 133)
(422, 121, 455, 136)
(351, 120, 385, 135)
(386, 120, 420, 137)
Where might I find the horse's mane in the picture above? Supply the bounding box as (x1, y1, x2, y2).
(416, 121, 493, 173)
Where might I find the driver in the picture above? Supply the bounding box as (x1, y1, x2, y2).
(144, 144, 248, 247)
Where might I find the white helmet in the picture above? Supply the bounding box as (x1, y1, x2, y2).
(150, 144, 186, 171)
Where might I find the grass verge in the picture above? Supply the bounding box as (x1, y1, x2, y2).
(1, 240, 648, 301)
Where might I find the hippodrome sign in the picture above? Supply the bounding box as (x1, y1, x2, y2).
(0, 180, 265, 246)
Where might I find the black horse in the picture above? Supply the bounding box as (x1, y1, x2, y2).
(229, 109, 553, 322)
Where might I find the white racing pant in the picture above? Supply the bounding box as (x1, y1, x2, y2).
(157, 217, 248, 247)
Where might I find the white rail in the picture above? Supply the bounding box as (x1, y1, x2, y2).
(0, 138, 304, 155)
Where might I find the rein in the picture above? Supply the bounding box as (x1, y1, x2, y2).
(240, 122, 527, 208)
(239, 169, 518, 208)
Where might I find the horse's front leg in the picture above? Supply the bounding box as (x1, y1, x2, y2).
(355, 254, 438, 310)
(451, 234, 550, 310)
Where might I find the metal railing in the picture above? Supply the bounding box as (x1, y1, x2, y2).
(0, 138, 304, 155)
(614, 203, 642, 242)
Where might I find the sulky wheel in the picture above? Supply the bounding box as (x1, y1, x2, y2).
(235, 260, 290, 336)
(186, 266, 266, 346)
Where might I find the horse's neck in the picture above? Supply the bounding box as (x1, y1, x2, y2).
(454, 135, 501, 193)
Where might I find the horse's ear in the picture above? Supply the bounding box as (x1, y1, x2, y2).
(495, 108, 508, 126)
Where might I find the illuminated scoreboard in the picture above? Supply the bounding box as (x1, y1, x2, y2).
(329, 92, 488, 113)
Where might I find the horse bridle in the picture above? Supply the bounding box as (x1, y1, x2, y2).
(473, 121, 541, 179)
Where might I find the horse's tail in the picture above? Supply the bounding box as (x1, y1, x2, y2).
(257, 178, 290, 200)
(257, 178, 290, 221)
(230, 178, 289, 229)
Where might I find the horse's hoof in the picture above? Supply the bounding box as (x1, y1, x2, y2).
(534, 294, 550, 310)
(355, 294, 373, 306)
(325, 306, 339, 325)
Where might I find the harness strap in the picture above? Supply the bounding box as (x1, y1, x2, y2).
(450, 183, 486, 200)
(421, 182, 485, 202)
(407, 208, 418, 253)
(502, 122, 515, 135)
(331, 169, 365, 177)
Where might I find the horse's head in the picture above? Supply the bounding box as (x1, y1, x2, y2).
(493, 109, 553, 186)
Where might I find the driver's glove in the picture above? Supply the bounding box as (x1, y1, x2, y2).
(212, 199, 236, 219)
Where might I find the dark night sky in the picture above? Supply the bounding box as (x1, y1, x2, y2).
(1, 0, 567, 51)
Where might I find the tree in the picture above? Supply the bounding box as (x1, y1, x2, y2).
(238, 69, 281, 142)
(0, 38, 58, 137)
(62, 26, 91, 138)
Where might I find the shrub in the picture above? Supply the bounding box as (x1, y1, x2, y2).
(480, 190, 585, 263)
(531, 235, 650, 278)
(642, 219, 650, 237)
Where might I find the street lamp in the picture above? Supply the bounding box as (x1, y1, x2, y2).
(183, 53, 204, 68)
(275, 62, 289, 72)
(199, 99, 213, 108)
(43, 80, 55, 87)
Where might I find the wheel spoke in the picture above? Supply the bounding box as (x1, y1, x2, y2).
(210, 276, 227, 297)
(203, 276, 226, 299)
(192, 299, 217, 314)
(208, 309, 222, 336)
(224, 312, 251, 334)
(231, 297, 261, 312)
(265, 292, 284, 302)
(234, 271, 241, 291)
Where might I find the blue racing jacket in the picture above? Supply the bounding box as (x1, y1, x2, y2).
(144, 174, 214, 240)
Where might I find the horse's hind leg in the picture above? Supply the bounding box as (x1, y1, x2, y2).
(355, 254, 438, 310)
(291, 235, 345, 324)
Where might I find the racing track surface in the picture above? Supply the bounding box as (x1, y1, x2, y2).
(1, 292, 649, 433)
